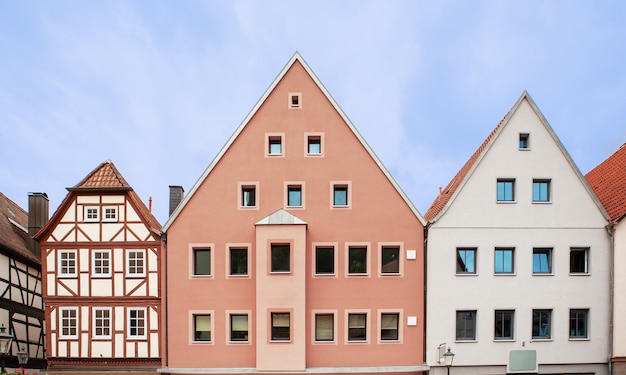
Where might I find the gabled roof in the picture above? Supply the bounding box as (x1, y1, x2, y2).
(0, 192, 39, 264)
(424, 91, 608, 223)
(255, 209, 307, 226)
(36, 160, 161, 239)
(163, 52, 426, 231)
(585, 143, 626, 222)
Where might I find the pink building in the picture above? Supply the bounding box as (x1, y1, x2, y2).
(162, 53, 427, 374)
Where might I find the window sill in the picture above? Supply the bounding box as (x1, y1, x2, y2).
(380, 272, 402, 277)
(532, 201, 552, 204)
(313, 340, 336, 345)
(346, 340, 369, 344)
(494, 273, 516, 276)
(568, 337, 590, 341)
(227, 274, 250, 278)
(455, 339, 477, 343)
(518, 148, 532, 151)
(269, 271, 292, 275)
(57, 275, 78, 279)
(347, 273, 369, 277)
(314, 273, 337, 277)
(569, 273, 590, 276)
(494, 339, 515, 342)
(191, 340, 214, 345)
(190, 275, 213, 279)
(531, 338, 552, 342)
(456, 273, 478, 276)
(227, 340, 251, 345)
(532, 273, 554, 276)
(496, 201, 517, 204)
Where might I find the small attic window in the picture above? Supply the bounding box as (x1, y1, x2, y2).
(289, 92, 302, 109)
(519, 133, 530, 150)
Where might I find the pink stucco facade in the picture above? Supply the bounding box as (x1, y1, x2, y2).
(163, 54, 426, 374)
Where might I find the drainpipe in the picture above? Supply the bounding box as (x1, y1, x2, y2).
(424, 222, 431, 372)
(606, 222, 616, 375)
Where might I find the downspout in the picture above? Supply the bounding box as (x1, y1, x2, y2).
(424, 222, 431, 373)
(163, 232, 169, 372)
(607, 222, 616, 375)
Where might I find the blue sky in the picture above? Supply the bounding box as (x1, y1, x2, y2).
(1, 1, 624, 224)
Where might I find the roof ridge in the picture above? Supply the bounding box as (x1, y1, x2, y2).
(73, 160, 131, 189)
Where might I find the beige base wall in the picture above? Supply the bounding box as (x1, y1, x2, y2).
(614, 361, 626, 375)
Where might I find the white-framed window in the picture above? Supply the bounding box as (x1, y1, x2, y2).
(380, 245, 401, 274)
(58, 250, 77, 278)
(304, 133, 324, 156)
(380, 312, 400, 341)
(332, 183, 350, 207)
(92, 250, 111, 277)
(270, 243, 291, 273)
(128, 308, 147, 339)
(347, 312, 368, 342)
(229, 247, 249, 276)
(102, 206, 118, 222)
(59, 307, 78, 339)
(93, 307, 112, 339)
(239, 182, 259, 209)
(315, 245, 335, 276)
(347, 245, 368, 275)
(314, 313, 334, 342)
(570, 247, 589, 274)
(230, 314, 249, 342)
(126, 249, 145, 277)
(193, 314, 212, 342)
(84, 206, 99, 222)
(266, 133, 285, 156)
(271, 312, 291, 341)
(286, 184, 303, 208)
(288, 92, 302, 109)
(193, 247, 211, 276)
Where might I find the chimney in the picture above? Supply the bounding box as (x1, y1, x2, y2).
(28, 192, 49, 257)
(169, 186, 184, 216)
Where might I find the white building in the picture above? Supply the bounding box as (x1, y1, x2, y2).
(424, 92, 610, 374)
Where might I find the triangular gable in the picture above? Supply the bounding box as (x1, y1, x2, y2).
(163, 52, 425, 231)
(586, 143, 626, 222)
(255, 209, 307, 226)
(424, 91, 609, 223)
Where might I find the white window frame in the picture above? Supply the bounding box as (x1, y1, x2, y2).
(227, 310, 251, 344)
(345, 310, 370, 343)
(346, 243, 370, 276)
(58, 250, 78, 278)
(102, 206, 118, 222)
(84, 206, 99, 222)
(285, 182, 305, 209)
(331, 181, 352, 209)
(304, 132, 324, 157)
(127, 307, 147, 339)
(378, 310, 402, 343)
(59, 307, 78, 339)
(238, 182, 259, 210)
(92, 307, 112, 339)
(313, 242, 338, 277)
(126, 249, 146, 278)
(266, 133, 285, 157)
(92, 250, 112, 278)
(379, 243, 403, 276)
(312, 310, 337, 344)
(288, 92, 302, 109)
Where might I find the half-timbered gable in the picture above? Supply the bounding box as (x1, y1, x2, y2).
(0, 192, 46, 370)
(36, 160, 163, 371)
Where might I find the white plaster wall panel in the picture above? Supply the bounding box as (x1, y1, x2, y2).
(92, 341, 112, 358)
(70, 341, 79, 357)
(150, 332, 159, 357)
(81, 306, 89, 331)
(115, 307, 124, 330)
(47, 274, 56, 296)
(79, 248, 89, 272)
(126, 203, 140, 221)
(102, 195, 124, 204)
(60, 202, 76, 222)
(79, 224, 100, 242)
(51, 332, 57, 356)
(91, 279, 112, 297)
(50, 309, 56, 330)
(150, 307, 158, 330)
(126, 342, 136, 357)
(102, 223, 124, 242)
(79, 273, 89, 296)
(57, 340, 66, 357)
(118, 205, 125, 221)
(148, 249, 158, 272)
(81, 332, 88, 356)
(52, 224, 73, 242)
(149, 273, 158, 296)
(127, 223, 150, 241)
(77, 196, 99, 204)
(114, 248, 124, 272)
(47, 252, 56, 272)
(138, 341, 148, 357)
(126, 279, 145, 296)
(114, 273, 124, 296)
(115, 333, 124, 357)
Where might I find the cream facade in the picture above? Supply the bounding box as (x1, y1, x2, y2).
(425, 93, 610, 374)
(162, 53, 427, 374)
(36, 161, 164, 371)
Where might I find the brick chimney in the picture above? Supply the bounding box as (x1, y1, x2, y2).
(169, 186, 184, 216)
(28, 192, 49, 257)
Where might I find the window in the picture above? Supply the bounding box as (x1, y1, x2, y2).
(380, 313, 399, 341)
(315, 246, 334, 275)
(381, 246, 400, 274)
(456, 310, 476, 341)
(333, 185, 348, 206)
(532, 179, 551, 202)
(271, 312, 290, 341)
(93, 250, 111, 277)
(288, 92, 301, 108)
(494, 248, 514, 274)
(315, 314, 334, 342)
(194, 314, 211, 342)
(193, 248, 211, 276)
(532, 309, 551, 339)
(59, 250, 77, 277)
(570, 309, 589, 339)
(497, 179, 515, 202)
(60, 307, 78, 338)
(495, 310, 514, 340)
(230, 248, 248, 276)
(287, 185, 302, 207)
(85, 206, 99, 222)
(570, 248, 589, 274)
(348, 313, 367, 341)
(128, 308, 146, 338)
(93, 308, 111, 338)
(307, 136, 321, 154)
(519, 133, 530, 149)
(230, 314, 248, 341)
(348, 246, 367, 274)
(127, 250, 145, 277)
(271, 244, 290, 273)
(103, 206, 118, 222)
(533, 248, 552, 274)
(241, 185, 256, 207)
(268, 136, 283, 155)
(457, 248, 476, 274)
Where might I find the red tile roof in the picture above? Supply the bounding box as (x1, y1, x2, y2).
(424, 114, 508, 221)
(585, 143, 626, 222)
(0, 192, 40, 264)
(74, 160, 130, 188)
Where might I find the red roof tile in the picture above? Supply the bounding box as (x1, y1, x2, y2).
(585, 143, 626, 222)
(74, 160, 130, 189)
(0, 192, 40, 264)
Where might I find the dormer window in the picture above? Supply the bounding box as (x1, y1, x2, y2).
(103, 206, 118, 222)
(519, 133, 530, 149)
(288, 92, 302, 109)
(85, 206, 99, 222)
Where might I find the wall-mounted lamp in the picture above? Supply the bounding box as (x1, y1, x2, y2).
(0, 324, 13, 372)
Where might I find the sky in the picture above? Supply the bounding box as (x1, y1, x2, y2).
(1, 1, 625, 224)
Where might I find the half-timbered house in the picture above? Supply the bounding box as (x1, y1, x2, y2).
(36, 161, 164, 371)
(0, 192, 47, 370)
